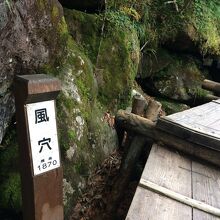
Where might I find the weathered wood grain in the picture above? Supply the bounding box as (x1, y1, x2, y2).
(126, 187, 192, 220)
(139, 179, 220, 217)
(157, 101, 220, 150)
(126, 144, 192, 219)
(131, 95, 147, 116)
(192, 161, 220, 220)
(158, 101, 220, 138)
(144, 100, 161, 122)
(115, 109, 155, 136)
(126, 144, 220, 219)
(157, 118, 220, 151)
(214, 99, 220, 104)
(141, 144, 192, 197)
(193, 210, 220, 220)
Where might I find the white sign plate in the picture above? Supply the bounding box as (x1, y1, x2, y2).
(26, 100, 60, 176)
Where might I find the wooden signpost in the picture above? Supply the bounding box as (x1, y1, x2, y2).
(14, 74, 63, 220)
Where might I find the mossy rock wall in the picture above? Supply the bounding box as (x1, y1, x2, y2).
(64, 9, 140, 109)
(108, 0, 220, 56)
(140, 49, 211, 102)
(0, 4, 141, 218)
(2, 1, 220, 218)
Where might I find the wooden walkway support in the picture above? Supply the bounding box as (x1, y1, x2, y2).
(115, 99, 220, 219)
(126, 144, 220, 220)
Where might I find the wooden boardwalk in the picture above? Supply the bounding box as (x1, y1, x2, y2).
(126, 100, 220, 220)
(157, 100, 220, 150)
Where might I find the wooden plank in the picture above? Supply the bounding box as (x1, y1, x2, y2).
(214, 99, 220, 104)
(127, 144, 220, 219)
(193, 211, 220, 220)
(157, 118, 220, 151)
(157, 101, 220, 150)
(154, 129, 220, 167)
(126, 144, 192, 219)
(192, 161, 220, 220)
(139, 179, 220, 217)
(116, 110, 220, 166)
(142, 144, 192, 197)
(126, 187, 192, 220)
(158, 101, 220, 139)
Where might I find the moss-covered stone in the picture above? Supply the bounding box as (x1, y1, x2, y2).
(157, 98, 190, 115)
(108, 0, 220, 56)
(40, 29, 118, 216)
(144, 50, 209, 102)
(64, 9, 140, 110)
(64, 9, 102, 63)
(0, 6, 120, 219)
(139, 48, 173, 78)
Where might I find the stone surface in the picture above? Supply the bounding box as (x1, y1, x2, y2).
(139, 48, 173, 78)
(0, 2, 119, 218)
(152, 56, 207, 101)
(0, 93, 15, 143)
(139, 49, 209, 102)
(64, 9, 140, 109)
(0, 0, 65, 143)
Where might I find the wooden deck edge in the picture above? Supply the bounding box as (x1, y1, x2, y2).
(157, 118, 220, 151)
(139, 178, 220, 217)
(116, 110, 220, 167)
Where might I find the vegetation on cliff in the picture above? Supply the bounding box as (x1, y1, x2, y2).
(0, 0, 220, 219)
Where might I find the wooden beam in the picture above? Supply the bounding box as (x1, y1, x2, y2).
(115, 109, 155, 137)
(139, 179, 220, 217)
(157, 117, 220, 151)
(144, 100, 161, 122)
(202, 79, 220, 95)
(131, 95, 147, 116)
(115, 110, 220, 166)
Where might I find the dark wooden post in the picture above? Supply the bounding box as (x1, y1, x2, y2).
(14, 74, 63, 220)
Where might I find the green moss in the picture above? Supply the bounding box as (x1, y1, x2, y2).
(36, 0, 46, 11)
(109, 0, 220, 55)
(51, 5, 59, 19)
(187, 87, 211, 100)
(67, 130, 77, 141)
(152, 52, 206, 101)
(157, 98, 190, 115)
(64, 9, 102, 63)
(64, 9, 140, 110)
(96, 18, 139, 109)
(0, 127, 21, 212)
(0, 173, 21, 212)
(193, 0, 220, 54)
